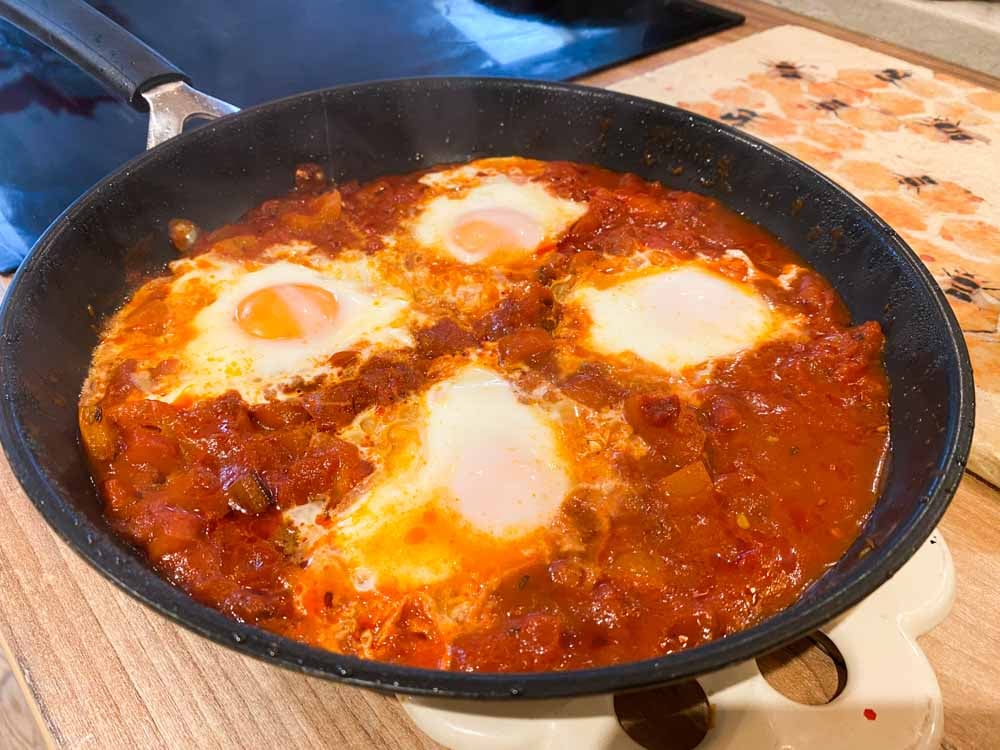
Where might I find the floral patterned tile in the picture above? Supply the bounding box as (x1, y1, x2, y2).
(612, 26, 1000, 482)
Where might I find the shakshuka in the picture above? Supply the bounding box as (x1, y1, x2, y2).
(79, 157, 889, 672)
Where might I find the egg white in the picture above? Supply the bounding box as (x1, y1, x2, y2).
(157, 256, 413, 404)
(412, 175, 587, 264)
(287, 365, 572, 592)
(568, 263, 802, 374)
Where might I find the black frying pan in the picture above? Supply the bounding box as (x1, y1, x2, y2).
(0, 0, 974, 699)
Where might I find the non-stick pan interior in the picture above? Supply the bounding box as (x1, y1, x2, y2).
(0, 78, 973, 698)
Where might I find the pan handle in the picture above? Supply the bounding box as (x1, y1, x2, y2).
(140, 81, 239, 150)
(0, 0, 238, 149)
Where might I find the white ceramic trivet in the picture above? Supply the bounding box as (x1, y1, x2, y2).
(400, 530, 954, 749)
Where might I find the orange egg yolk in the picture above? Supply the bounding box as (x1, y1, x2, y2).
(235, 283, 339, 339)
(450, 207, 544, 260)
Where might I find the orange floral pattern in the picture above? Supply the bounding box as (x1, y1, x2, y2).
(613, 26, 1000, 478)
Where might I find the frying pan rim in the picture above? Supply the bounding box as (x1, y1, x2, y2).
(0, 76, 974, 699)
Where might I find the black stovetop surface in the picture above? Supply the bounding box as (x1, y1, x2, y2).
(0, 0, 741, 269)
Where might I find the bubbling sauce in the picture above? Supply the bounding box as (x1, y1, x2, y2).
(79, 158, 889, 672)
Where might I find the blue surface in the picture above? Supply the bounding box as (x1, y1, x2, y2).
(0, 0, 740, 271)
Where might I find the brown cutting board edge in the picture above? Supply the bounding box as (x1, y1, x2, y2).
(969, 393, 999, 481)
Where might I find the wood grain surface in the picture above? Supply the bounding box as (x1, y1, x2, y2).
(1, 1, 998, 748)
(920, 476, 1000, 750)
(0, 648, 46, 750)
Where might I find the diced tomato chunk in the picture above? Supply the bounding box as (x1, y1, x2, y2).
(120, 427, 181, 474)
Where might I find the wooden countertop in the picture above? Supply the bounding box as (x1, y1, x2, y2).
(1, 2, 998, 748)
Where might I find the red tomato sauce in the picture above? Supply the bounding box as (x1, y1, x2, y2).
(80, 160, 889, 672)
